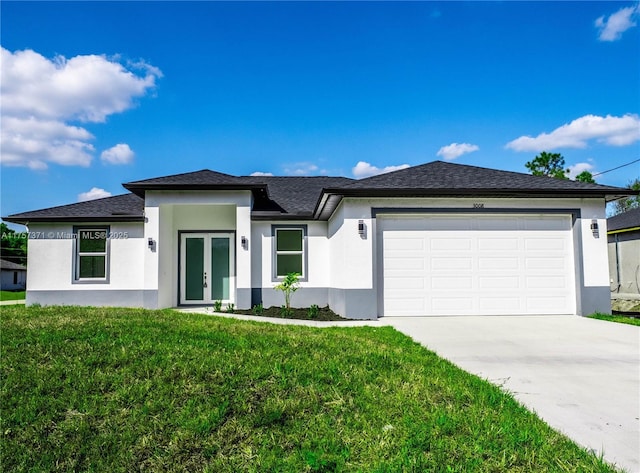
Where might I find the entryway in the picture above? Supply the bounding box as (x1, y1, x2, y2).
(179, 232, 234, 305)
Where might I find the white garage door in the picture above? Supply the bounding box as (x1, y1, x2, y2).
(380, 214, 576, 316)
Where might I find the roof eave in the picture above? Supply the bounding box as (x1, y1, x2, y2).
(3, 215, 145, 224)
(122, 183, 268, 197)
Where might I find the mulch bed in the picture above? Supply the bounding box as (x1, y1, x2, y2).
(234, 305, 347, 321)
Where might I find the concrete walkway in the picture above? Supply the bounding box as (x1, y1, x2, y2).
(0, 299, 26, 305)
(181, 309, 639, 472)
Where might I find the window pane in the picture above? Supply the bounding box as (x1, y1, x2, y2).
(276, 229, 302, 251)
(79, 230, 106, 252)
(277, 254, 302, 276)
(79, 256, 106, 278)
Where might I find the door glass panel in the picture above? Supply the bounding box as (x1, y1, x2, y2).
(185, 238, 204, 300)
(211, 237, 230, 300)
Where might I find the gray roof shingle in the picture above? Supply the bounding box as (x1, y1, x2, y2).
(337, 161, 626, 193)
(5, 193, 144, 223)
(607, 207, 640, 232)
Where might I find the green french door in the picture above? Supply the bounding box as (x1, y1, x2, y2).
(180, 233, 234, 305)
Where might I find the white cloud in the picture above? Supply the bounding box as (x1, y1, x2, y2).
(250, 171, 274, 177)
(352, 161, 410, 179)
(101, 143, 135, 165)
(505, 114, 640, 152)
(284, 162, 320, 176)
(567, 162, 595, 179)
(436, 142, 479, 161)
(78, 187, 112, 202)
(0, 47, 161, 170)
(595, 3, 640, 41)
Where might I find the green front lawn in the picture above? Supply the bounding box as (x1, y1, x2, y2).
(589, 313, 640, 327)
(1, 306, 618, 472)
(0, 290, 25, 301)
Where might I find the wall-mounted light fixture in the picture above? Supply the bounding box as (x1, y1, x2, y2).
(358, 220, 366, 238)
(241, 236, 248, 249)
(148, 237, 154, 248)
(148, 237, 156, 251)
(590, 219, 599, 237)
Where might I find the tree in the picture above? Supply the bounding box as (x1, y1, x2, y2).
(575, 170, 596, 183)
(525, 152, 568, 179)
(612, 178, 640, 215)
(0, 222, 27, 265)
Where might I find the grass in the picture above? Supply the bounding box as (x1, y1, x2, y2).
(588, 313, 640, 327)
(1, 306, 620, 473)
(0, 290, 25, 301)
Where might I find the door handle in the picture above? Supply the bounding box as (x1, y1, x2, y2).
(203, 272, 208, 288)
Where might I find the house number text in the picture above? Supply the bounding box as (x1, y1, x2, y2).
(473, 203, 485, 208)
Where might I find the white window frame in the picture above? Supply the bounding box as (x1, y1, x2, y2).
(74, 226, 110, 283)
(272, 226, 307, 281)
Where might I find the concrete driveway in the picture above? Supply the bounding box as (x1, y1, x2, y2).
(383, 315, 640, 473)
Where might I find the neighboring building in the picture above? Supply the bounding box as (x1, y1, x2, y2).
(4, 161, 635, 319)
(0, 259, 27, 291)
(607, 207, 640, 296)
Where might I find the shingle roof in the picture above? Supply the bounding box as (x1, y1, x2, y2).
(0, 259, 27, 271)
(5, 193, 144, 223)
(4, 161, 634, 223)
(337, 161, 626, 193)
(245, 176, 354, 218)
(607, 207, 640, 232)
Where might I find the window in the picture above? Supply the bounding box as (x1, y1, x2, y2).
(274, 227, 304, 277)
(13, 272, 18, 284)
(75, 228, 108, 281)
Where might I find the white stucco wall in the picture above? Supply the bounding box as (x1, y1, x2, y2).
(251, 220, 329, 289)
(26, 222, 145, 291)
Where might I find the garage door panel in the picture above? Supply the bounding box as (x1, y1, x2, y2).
(432, 297, 474, 311)
(478, 257, 519, 270)
(479, 276, 520, 289)
(524, 238, 566, 251)
(525, 257, 565, 270)
(478, 238, 519, 250)
(432, 257, 473, 270)
(384, 236, 424, 250)
(385, 258, 425, 270)
(430, 238, 472, 250)
(479, 297, 521, 311)
(431, 276, 473, 290)
(526, 276, 567, 289)
(527, 296, 570, 313)
(381, 214, 575, 316)
(384, 277, 425, 289)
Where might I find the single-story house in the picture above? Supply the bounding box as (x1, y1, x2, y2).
(0, 258, 27, 291)
(4, 161, 635, 319)
(607, 207, 640, 296)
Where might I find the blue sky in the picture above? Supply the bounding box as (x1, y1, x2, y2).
(1, 1, 639, 223)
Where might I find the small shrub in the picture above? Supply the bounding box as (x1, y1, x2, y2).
(280, 305, 293, 318)
(213, 300, 222, 312)
(274, 272, 301, 310)
(308, 304, 319, 319)
(226, 303, 235, 313)
(252, 303, 264, 315)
